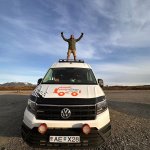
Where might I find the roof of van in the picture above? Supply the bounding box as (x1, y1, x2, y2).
(51, 59, 92, 69)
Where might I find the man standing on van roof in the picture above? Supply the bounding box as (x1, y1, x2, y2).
(61, 32, 83, 61)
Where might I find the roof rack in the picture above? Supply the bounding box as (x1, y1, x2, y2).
(59, 59, 84, 63)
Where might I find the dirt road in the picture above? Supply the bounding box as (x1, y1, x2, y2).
(0, 90, 150, 150)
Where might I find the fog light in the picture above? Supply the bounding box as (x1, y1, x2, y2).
(82, 124, 91, 135)
(38, 123, 48, 134)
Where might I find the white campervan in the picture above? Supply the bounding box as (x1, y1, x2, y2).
(21, 59, 111, 149)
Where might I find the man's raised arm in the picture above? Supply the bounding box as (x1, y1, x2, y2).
(76, 33, 84, 42)
(61, 32, 68, 42)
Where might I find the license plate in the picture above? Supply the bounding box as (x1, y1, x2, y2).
(49, 136, 80, 143)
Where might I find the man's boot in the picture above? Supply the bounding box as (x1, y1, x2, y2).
(67, 55, 69, 61)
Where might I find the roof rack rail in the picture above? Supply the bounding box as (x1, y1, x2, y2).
(59, 59, 84, 63)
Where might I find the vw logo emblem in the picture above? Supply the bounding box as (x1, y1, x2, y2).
(61, 108, 71, 119)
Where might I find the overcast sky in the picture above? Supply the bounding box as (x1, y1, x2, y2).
(0, 0, 150, 85)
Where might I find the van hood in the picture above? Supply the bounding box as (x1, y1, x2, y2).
(33, 84, 105, 99)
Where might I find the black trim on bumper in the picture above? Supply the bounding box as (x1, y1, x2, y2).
(21, 123, 111, 149)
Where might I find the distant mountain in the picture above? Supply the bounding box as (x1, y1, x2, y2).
(0, 82, 35, 86)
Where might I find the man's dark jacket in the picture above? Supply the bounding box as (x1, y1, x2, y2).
(61, 33, 83, 50)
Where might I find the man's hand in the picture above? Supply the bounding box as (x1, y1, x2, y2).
(81, 32, 84, 35)
(61, 32, 63, 35)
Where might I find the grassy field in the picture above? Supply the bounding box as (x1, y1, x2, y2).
(0, 85, 150, 91)
(0, 86, 35, 91)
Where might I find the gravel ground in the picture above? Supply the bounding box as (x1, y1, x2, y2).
(0, 90, 150, 150)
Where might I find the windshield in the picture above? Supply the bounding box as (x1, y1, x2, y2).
(42, 68, 97, 84)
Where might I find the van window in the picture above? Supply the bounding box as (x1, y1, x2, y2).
(42, 68, 97, 84)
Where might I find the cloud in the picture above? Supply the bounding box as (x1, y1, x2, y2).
(82, 0, 150, 48)
(0, 66, 45, 84)
(0, 15, 66, 56)
(0, 73, 39, 84)
(0, 0, 113, 60)
(92, 59, 150, 85)
(109, 0, 150, 48)
(0, 0, 150, 85)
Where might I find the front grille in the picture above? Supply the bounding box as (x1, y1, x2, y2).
(36, 105, 96, 120)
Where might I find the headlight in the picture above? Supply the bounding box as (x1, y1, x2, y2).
(96, 99, 107, 115)
(27, 99, 36, 114)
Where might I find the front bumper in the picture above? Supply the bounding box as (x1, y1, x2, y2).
(23, 108, 110, 129)
(21, 122, 111, 149)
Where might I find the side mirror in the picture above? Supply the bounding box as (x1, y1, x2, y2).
(37, 78, 42, 85)
(98, 79, 104, 87)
